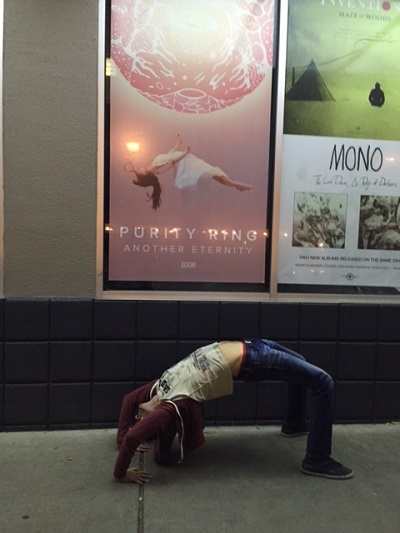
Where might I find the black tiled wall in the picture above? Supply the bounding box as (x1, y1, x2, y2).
(1, 298, 400, 430)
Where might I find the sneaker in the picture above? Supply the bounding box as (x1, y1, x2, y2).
(280, 424, 309, 437)
(301, 457, 353, 480)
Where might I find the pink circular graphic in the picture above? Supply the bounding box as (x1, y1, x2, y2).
(111, 0, 274, 113)
(382, 2, 391, 10)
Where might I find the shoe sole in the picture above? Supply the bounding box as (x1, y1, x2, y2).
(301, 467, 353, 480)
(280, 431, 309, 438)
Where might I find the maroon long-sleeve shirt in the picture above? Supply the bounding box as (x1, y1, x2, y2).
(114, 382, 205, 479)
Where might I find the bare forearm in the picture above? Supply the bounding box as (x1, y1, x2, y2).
(169, 133, 182, 152)
(171, 147, 190, 165)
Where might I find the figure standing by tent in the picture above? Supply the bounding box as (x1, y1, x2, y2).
(369, 82, 385, 107)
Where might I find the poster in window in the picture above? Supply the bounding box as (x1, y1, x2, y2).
(106, 0, 275, 285)
(278, 0, 400, 288)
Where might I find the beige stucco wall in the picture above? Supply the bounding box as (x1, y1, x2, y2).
(2, 0, 99, 297)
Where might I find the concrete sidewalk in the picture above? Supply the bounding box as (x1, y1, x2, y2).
(1, 424, 399, 533)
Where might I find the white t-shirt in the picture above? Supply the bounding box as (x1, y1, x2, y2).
(156, 343, 233, 402)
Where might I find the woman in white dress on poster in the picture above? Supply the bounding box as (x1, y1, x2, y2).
(125, 134, 253, 210)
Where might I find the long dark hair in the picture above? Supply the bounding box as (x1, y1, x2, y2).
(125, 164, 162, 210)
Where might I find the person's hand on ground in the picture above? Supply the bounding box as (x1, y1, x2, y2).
(117, 467, 151, 484)
(137, 443, 151, 453)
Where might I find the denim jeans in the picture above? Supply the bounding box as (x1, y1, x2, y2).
(239, 338, 334, 461)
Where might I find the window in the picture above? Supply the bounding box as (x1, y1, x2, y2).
(103, 0, 277, 293)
